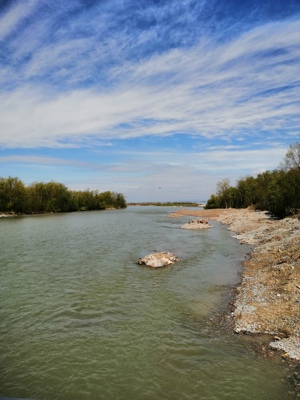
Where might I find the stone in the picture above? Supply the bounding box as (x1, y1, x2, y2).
(138, 252, 179, 268)
(181, 218, 212, 230)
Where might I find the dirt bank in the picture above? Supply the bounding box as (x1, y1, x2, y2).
(170, 207, 300, 362)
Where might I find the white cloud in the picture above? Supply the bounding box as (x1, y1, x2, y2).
(0, 155, 86, 166)
(0, 14, 299, 151)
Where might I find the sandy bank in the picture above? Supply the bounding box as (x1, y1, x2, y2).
(170, 207, 300, 361)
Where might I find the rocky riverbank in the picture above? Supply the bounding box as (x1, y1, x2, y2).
(169, 207, 300, 362)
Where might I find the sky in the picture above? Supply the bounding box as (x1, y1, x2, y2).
(0, 0, 300, 202)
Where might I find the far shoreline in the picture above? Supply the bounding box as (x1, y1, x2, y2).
(128, 202, 206, 207)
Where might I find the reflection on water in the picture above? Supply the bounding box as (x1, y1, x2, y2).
(0, 207, 293, 399)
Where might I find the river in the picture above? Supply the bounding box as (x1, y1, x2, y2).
(0, 206, 294, 399)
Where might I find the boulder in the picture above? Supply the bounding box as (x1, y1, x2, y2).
(181, 218, 212, 230)
(138, 252, 179, 268)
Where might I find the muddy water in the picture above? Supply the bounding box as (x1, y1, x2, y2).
(0, 207, 293, 399)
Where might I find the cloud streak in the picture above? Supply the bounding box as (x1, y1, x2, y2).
(1, 16, 300, 148)
(0, 0, 37, 41)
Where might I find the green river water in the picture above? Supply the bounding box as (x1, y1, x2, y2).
(0, 206, 295, 399)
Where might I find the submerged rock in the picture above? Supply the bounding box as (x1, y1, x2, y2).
(138, 252, 179, 268)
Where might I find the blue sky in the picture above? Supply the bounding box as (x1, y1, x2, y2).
(0, 0, 300, 202)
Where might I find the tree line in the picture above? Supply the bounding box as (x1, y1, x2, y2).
(0, 178, 127, 214)
(205, 142, 300, 218)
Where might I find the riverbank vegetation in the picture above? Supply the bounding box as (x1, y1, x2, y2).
(0, 178, 126, 214)
(205, 142, 300, 218)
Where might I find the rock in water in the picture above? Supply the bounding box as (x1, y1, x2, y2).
(181, 218, 212, 230)
(138, 252, 179, 268)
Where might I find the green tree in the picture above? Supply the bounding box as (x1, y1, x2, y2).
(205, 194, 221, 209)
(0, 177, 26, 213)
(114, 193, 126, 209)
(44, 181, 71, 212)
(277, 169, 300, 216)
(216, 178, 231, 208)
(0, 177, 127, 214)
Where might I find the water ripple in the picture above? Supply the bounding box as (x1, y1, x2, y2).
(0, 208, 293, 399)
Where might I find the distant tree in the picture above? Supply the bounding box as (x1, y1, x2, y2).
(97, 191, 113, 209)
(278, 169, 300, 216)
(0, 177, 26, 213)
(27, 182, 49, 212)
(205, 194, 221, 209)
(26, 181, 71, 212)
(71, 189, 98, 210)
(254, 171, 274, 210)
(96, 191, 126, 209)
(216, 178, 231, 208)
(235, 176, 258, 208)
(114, 193, 126, 209)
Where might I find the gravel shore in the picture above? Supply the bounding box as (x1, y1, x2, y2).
(170, 207, 300, 361)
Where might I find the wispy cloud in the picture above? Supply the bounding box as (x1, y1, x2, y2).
(0, 155, 87, 166)
(0, 0, 37, 41)
(1, 15, 299, 148)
